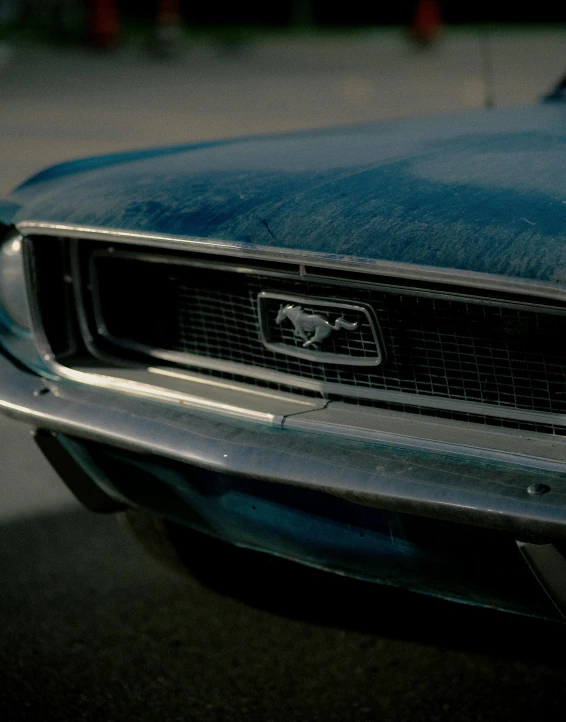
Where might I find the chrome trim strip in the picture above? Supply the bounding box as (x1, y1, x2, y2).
(17, 221, 566, 303)
(43, 347, 566, 427)
(84, 243, 566, 315)
(0, 232, 49, 374)
(147, 366, 315, 405)
(285, 407, 566, 473)
(60, 351, 566, 426)
(51, 364, 280, 424)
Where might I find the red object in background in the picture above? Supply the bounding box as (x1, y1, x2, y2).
(89, 0, 119, 48)
(411, 0, 442, 45)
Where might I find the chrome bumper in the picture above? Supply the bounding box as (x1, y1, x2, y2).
(2, 348, 566, 541)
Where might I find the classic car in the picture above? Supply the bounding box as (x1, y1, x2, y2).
(2, 99, 566, 621)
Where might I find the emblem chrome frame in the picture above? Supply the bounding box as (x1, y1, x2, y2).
(258, 291, 385, 366)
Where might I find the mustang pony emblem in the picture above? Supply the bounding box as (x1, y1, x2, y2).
(275, 303, 359, 348)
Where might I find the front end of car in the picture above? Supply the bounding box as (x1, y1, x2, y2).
(2, 105, 566, 620)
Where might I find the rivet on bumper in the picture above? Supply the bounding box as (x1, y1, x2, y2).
(527, 483, 551, 496)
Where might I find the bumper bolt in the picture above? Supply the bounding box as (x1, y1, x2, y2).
(527, 483, 551, 496)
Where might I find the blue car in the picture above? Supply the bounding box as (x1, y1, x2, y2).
(2, 99, 566, 621)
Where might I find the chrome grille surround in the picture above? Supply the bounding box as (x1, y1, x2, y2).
(19, 223, 566, 435)
(87, 250, 566, 422)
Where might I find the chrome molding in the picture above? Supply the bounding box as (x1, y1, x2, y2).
(34, 361, 284, 426)
(285, 403, 566, 473)
(35, 341, 566, 428)
(16, 220, 566, 430)
(76, 242, 566, 315)
(143, 352, 566, 427)
(17, 221, 566, 304)
(0, 231, 48, 374)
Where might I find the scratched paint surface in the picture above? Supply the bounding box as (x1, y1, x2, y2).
(86, 441, 555, 619)
(4, 104, 566, 283)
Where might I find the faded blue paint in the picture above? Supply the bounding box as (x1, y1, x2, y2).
(14, 138, 237, 190)
(82, 440, 555, 618)
(5, 105, 566, 284)
(0, 200, 21, 227)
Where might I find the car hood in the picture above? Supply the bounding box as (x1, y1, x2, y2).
(4, 104, 566, 284)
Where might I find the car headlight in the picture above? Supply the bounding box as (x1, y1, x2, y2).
(0, 235, 32, 331)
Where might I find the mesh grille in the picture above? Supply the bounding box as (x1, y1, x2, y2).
(94, 256, 566, 417)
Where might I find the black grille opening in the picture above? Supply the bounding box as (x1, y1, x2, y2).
(29, 237, 566, 436)
(95, 255, 179, 351)
(30, 236, 81, 359)
(89, 250, 566, 419)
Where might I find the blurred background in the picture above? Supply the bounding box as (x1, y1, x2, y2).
(1, 1, 566, 199)
(2, 5, 566, 722)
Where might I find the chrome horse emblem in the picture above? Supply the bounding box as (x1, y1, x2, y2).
(275, 303, 359, 348)
(258, 292, 383, 366)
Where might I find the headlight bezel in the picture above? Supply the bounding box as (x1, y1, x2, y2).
(0, 230, 49, 373)
(0, 233, 33, 333)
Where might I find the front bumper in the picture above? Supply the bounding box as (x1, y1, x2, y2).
(3, 348, 566, 543)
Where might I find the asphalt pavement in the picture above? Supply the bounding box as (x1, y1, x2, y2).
(2, 27, 566, 721)
(2, 507, 566, 722)
(1, 27, 566, 196)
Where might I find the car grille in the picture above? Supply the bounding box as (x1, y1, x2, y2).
(88, 250, 566, 422)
